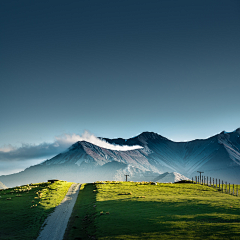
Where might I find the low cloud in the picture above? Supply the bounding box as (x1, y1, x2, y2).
(0, 131, 142, 163)
(0, 144, 16, 153)
(56, 131, 142, 151)
(0, 142, 63, 162)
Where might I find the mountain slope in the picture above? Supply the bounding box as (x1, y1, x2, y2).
(104, 130, 240, 182)
(44, 141, 158, 172)
(153, 172, 190, 183)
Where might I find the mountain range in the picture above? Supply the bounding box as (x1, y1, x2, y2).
(0, 129, 240, 187)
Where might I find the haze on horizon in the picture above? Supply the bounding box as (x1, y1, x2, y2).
(1, 0, 240, 175)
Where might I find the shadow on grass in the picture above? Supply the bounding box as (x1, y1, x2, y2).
(95, 199, 240, 239)
(64, 183, 97, 240)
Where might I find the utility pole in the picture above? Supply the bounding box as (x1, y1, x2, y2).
(197, 171, 204, 184)
(125, 175, 129, 182)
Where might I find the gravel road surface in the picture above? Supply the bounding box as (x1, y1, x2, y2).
(37, 183, 81, 240)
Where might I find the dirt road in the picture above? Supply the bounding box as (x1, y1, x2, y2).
(37, 183, 81, 240)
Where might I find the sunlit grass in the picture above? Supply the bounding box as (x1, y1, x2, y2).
(66, 181, 240, 239)
(0, 180, 73, 240)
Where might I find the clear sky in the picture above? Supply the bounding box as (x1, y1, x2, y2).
(1, 1, 240, 175)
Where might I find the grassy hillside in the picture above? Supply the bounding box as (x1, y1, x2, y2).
(0, 180, 73, 240)
(0, 181, 7, 189)
(65, 181, 240, 239)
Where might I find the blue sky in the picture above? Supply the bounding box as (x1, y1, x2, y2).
(1, 0, 240, 175)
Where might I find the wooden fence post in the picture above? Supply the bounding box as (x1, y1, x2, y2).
(219, 179, 220, 190)
(222, 180, 223, 193)
(233, 184, 234, 195)
(229, 183, 230, 194)
(207, 176, 208, 186)
(198, 176, 199, 184)
(195, 176, 197, 184)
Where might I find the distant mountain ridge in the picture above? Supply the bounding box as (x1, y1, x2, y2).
(153, 172, 190, 183)
(1, 129, 240, 187)
(104, 129, 240, 180)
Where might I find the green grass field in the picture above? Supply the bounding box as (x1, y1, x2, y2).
(64, 183, 97, 240)
(0, 180, 73, 240)
(65, 181, 240, 240)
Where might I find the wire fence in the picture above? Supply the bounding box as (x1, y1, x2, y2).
(192, 176, 239, 197)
